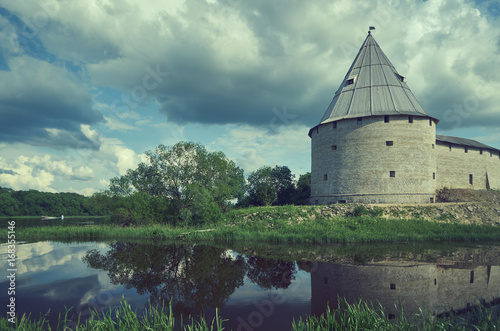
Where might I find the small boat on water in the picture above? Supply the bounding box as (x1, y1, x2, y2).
(41, 215, 64, 220)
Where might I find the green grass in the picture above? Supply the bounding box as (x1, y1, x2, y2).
(7, 214, 500, 244)
(0, 300, 225, 331)
(292, 298, 500, 331)
(4, 204, 500, 243)
(1, 298, 498, 331)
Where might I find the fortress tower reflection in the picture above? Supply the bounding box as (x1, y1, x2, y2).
(311, 261, 500, 318)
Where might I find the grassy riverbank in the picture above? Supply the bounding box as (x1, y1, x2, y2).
(6, 204, 500, 243)
(1, 298, 498, 331)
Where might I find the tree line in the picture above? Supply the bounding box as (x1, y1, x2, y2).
(90, 141, 310, 225)
(0, 141, 311, 223)
(0, 187, 100, 216)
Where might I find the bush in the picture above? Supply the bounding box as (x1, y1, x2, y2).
(180, 185, 222, 226)
(110, 192, 155, 226)
(111, 208, 133, 226)
(351, 205, 383, 217)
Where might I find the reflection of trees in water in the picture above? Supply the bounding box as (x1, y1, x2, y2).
(83, 243, 298, 315)
(83, 243, 246, 315)
(246, 256, 296, 289)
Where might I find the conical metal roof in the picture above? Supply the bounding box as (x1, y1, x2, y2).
(318, 32, 436, 125)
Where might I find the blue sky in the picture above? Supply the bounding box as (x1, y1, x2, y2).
(0, 0, 499, 195)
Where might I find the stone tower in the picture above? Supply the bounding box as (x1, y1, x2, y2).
(309, 32, 439, 204)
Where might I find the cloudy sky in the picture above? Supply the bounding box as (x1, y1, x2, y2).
(0, 0, 499, 195)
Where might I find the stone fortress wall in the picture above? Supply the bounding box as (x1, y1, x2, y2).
(311, 115, 437, 204)
(310, 115, 500, 205)
(436, 141, 500, 191)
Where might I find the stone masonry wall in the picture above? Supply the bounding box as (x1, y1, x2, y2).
(310, 115, 437, 204)
(436, 141, 500, 190)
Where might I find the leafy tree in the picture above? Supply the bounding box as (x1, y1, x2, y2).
(84, 192, 113, 216)
(108, 142, 246, 225)
(0, 193, 19, 216)
(294, 172, 311, 205)
(110, 192, 157, 226)
(180, 184, 222, 226)
(246, 166, 276, 206)
(273, 165, 296, 205)
(246, 165, 295, 206)
(0, 187, 14, 194)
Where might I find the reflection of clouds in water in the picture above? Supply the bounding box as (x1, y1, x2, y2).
(0, 241, 131, 324)
(4, 242, 109, 275)
(0, 241, 55, 270)
(79, 273, 124, 306)
(229, 269, 310, 305)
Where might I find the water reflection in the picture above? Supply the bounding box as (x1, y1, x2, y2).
(311, 259, 500, 319)
(82, 243, 298, 317)
(1, 241, 499, 330)
(83, 243, 246, 315)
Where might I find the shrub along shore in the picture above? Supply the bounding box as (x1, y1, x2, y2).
(8, 204, 500, 243)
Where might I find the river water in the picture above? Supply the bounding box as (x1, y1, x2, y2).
(1, 238, 500, 330)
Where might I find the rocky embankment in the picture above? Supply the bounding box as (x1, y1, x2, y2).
(235, 189, 500, 226)
(313, 200, 499, 226)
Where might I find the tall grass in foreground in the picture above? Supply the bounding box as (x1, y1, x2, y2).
(292, 298, 500, 331)
(1, 298, 498, 331)
(0, 300, 225, 331)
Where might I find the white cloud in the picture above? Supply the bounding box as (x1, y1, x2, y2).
(0, 156, 56, 192)
(3, 0, 499, 128)
(100, 138, 144, 175)
(214, 124, 310, 175)
(0, 15, 22, 55)
(1, 0, 499, 194)
(104, 116, 138, 132)
(73, 166, 95, 181)
(98, 179, 109, 188)
(0, 134, 145, 193)
(0, 152, 97, 192)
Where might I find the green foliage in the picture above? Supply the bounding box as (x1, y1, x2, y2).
(294, 172, 311, 205)
(246, 165, 296, 206)
(180, 185, 222, 226)
(0, 299, 225, 331)
(106, 141, 245, 226)
(0, 193, 19, 215)
(1, 297, 497, 330)
(246, 166, 276, 206)
(0, 187, 102, 216)
(292, 298, 500, 331)
(351, 205, 384, 217)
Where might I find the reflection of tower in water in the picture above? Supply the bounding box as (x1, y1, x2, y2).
(311, 262, 500, 318)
